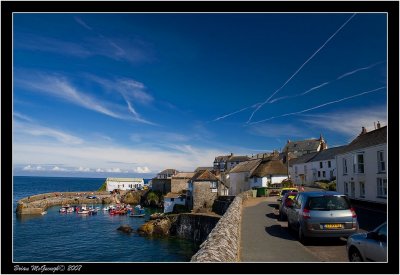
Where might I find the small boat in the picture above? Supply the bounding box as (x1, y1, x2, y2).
(41, 211, 47, 215)
(66, 207, 75, 213)
(129, 213, 145, 217)
(77, 210, 90, 214)
(59, 207, 67, 213)
(103, 206, 110, 211)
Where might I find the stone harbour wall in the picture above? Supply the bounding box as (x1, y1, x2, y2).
(190, 190, 253, 262)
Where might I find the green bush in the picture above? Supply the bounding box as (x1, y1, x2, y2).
(328, 182, 336, 191)
(281, 179, 294, 188)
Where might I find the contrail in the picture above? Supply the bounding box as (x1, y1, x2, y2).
(246, 13, 357, 123)
(212, 103, 261, 122)
(301, 82, 330, 95)
(337, 61, 385, 80)
(248, 86, 386, 125)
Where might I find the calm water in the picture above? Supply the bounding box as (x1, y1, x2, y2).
(13, 176, 198, 262)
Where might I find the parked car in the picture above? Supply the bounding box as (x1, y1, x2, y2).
(346, 222, 387, 262)
(286, 191, 358, 244)
(278, 191, 298, 221)
(277, 187, 298, 201)
(86, 195, 97, 199)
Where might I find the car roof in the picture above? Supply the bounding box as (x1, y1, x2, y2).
(282, 187, 298, 190)
(300, 191, 344, 197)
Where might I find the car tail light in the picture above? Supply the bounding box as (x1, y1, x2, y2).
(350, 207, 357, 218)
(302, 208, 311, 219)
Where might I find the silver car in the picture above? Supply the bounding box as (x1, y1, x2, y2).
(346, 222, 387, 262)
(286, 191, 359, 244)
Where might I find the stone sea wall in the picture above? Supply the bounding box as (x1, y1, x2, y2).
(190, 190, 253, 262)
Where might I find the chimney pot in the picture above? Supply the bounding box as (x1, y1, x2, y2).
(377, 121, 381, 129)
(361, 126, 367, 135)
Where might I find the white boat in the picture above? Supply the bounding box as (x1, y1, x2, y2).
(41, 211, 47, 215)
(103, 206, 110, 211)
(66, 207, 75, 213)
(77, 209, 90, 214)
(59, 207, 67, 213)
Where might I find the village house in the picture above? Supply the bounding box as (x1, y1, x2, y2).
(105, 177, 144, 192)
(335, 124, 387, 204)
(289, 146, 346, 186)
(188, 169, 228, 211)
(282, 134, 328, 161)
(228, 157, 288, 195)
(213, 153, 250, 172)
(163, 192, 186, 213)
(171, 172, 195, 193)
(151, 169, 179, 194)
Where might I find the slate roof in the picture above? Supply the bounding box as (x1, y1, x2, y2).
(229, 159, 262, 173)
(194, 167, 213, 172)
(283, 138, 323, 153)
(228, 155, 250, 162)
(172, 172, 195, 179)
(311, 146, 347, 161)
(338, 126, 387, 155)
(191, 169, 220, 182)
(214, 155, 232, 162)
(250, 159, 288, 177)
(158, 169, 178, 175)
(289, 152, 319, 166)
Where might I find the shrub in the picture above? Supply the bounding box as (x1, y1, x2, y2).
(328, 182, 336, 191)
(281, 179, 294, 188)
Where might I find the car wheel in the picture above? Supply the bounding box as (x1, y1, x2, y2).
(298, 226, 308, 245)
(349, 247, 363, 262)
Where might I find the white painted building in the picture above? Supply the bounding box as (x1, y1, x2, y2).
(336, 126, 387, 204)
(163, 192, 186, 213)
(228, 158, 288, 195)
(289, 146, 346, 186)
(105, 178, 144, 192)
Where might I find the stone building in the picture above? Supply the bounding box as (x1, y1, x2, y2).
(151, 169, 179, 194)
(171, 172, 195, 193)
(282, 134, 328, 161)
(188, 169, 227, 211)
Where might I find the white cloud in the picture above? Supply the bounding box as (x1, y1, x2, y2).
(300, 106, 387, 138)
(96, 168, 105, 173)
(13, 119, 83, 145)
(133, 166, 151, 173)
(22, 165, 46, 171)
(77, 166, 91, 172)
(52, 166, 67, 171)
(106, 168, 122, 173)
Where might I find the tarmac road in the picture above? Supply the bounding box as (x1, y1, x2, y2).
(240, 196, 348, 262)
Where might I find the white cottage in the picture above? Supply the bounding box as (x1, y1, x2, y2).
(335, 125, 387, 204)
(289, 146, 346, 186)
(228, 157, 288, 195)
(105, 178, 144, 192)
(163, 192, 186, 213)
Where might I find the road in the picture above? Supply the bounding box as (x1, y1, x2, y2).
(240, 196, 348, 262)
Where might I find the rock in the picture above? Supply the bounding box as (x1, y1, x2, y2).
(121, 191, 141, 205)
(137, 218, 171, 237)
(117, 225, 133, 234)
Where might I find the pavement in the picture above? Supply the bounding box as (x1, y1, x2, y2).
(239, 197, 319, 262)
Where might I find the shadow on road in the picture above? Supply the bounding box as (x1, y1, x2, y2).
(268, 203, 279, 209)
(265, 213, 278, 219)
(302, 237, 347, 247)
(265, 224, 296, 241)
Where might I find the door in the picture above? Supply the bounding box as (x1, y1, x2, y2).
(350, 182, 355, 198)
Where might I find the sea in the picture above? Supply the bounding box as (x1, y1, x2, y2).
(12, 176, 199, 262)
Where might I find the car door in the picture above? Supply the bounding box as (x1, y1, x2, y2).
(287, 194, 303, 230)
(364, 224, 387, 262)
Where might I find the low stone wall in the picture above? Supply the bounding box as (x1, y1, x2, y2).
(190, 190, 252, 262)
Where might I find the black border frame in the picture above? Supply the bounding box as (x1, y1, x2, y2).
(2, 1, 399, 274)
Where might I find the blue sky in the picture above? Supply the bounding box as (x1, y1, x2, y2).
(13, 13, 387, 178)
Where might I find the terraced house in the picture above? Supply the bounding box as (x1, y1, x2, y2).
(335, 124, 387, 204)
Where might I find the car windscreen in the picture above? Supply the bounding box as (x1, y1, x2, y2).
(306, 195, 351, 210)
(281, 189, 296, 196)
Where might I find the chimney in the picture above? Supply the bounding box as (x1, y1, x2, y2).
(360, 126, 367, 135)
(287, 140, 291, 143)
(377, 121, 381, 129)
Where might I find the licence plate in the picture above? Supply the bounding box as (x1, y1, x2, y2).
(323, 224, 343, 229)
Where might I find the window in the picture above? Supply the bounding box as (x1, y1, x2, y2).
(304, 165, 307, 174)
(295, 166, 298, 175)
(343, 159, 348, 175)
(210, 181, 217, 189)
(359, 182, 365, 198)
(353, 153, 365, 173)
(322, 171, 326, 178)
(171, 198, 174, 202)
(253, 177, 257, 183)
(318, 171, 321, 177)
(377, 178, 387, 198)
(180, 197, 184, 201)
(377, 151, 385, 172)
(328, 161, 331, 168)
(344, 182, 349, 195)
(320, 162, 323, 168)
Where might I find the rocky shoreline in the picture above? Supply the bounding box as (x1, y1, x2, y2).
(16, 190, 148, 215)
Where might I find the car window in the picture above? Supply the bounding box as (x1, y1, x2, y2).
(377, 224, 387, 238)
(294, 194, 303, 209)
(307, 195, 350, 210)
